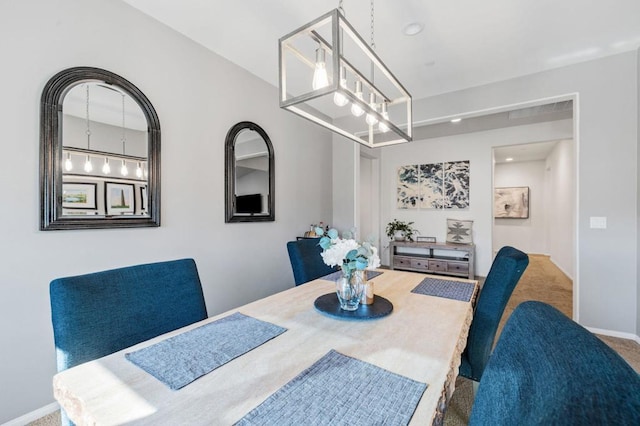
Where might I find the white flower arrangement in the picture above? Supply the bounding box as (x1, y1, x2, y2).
(316, 228, 381, 278)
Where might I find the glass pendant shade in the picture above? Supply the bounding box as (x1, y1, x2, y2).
(379, 102, 390, 133)
(136, 162, 143, 178)
(333, 67, 349, 107)
(350, 80, 365, 117)
(120, 159, 128, 176)
(312, 47, 329, 90)
(64, 153, 73, 171)
(365, 93, 378, 126)
(83, 155, 92, 173)
(102, 158, 111, 174)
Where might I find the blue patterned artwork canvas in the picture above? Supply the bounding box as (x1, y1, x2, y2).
(398, 161, 470, 210)
(443, 161, 470, 209)
(419, 163, 444, 209)
(397, 165, 420, 209)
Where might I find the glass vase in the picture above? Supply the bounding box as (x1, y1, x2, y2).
(336, 270, 364, 311)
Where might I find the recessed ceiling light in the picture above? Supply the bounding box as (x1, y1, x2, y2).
(505, 157, 514, 162)
(403, 22, 424, 36)
(450, 118, 462, 123)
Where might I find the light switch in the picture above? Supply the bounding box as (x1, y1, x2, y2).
(590, 217, 607, 229)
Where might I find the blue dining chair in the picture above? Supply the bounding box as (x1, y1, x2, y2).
(50, 258, 208, 425)
(459, 246, 529, 382)
(469, 301, 640, 425)
(287, 238, 338, 285)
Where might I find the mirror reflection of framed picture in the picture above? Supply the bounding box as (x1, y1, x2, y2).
(140, 186, 148, 212)
(62, 183, 97, 209)
(105, 182, 135, 215)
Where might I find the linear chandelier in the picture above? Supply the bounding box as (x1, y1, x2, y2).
(63, 147, 147, 179)
(279, 3, 412, 148)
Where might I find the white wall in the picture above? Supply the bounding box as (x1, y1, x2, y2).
(410, 51, 638, 335)
(637, 47, 640, 338)
(380, 120, 573, 276)
(332, 135, 358, 232)
(494, 160, 548, 255)
(545, 139, 575, 278)
(0, 0, 333, 422)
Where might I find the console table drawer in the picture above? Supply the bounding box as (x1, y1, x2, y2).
(428, 260, 448, 272)
(410, 258, 429, 271)
(447, 261, 469, 274)
(393, 256, 412, 269)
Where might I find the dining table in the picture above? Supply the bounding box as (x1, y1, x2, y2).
(53, 269, 478, 425)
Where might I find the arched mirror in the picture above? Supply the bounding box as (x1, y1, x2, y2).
(40, 67, 160, 230)
(225, 122, 275, 223)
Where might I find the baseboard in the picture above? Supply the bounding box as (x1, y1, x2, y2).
(2, 402, 59, 426)
(586, 327, 640, 344)
(547, 256, 574, 281)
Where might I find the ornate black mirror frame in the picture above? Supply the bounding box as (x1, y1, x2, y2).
(225, 121, 275, 223)
(40, 66, 161, 230)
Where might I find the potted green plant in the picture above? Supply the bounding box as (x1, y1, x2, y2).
(385, 219, 417, 242)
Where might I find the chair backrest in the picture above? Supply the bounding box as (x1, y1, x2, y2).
(460, 246, 528, 381)
(287, 238, 338, 285)
(50, 258, 208, 372)
(469, 301, 640, 425)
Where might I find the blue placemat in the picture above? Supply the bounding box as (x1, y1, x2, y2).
(319, 270, 383, 282)
(411, 277, 476, 302)
(236, 349, 426, 426)
(125, 312, 287, 390)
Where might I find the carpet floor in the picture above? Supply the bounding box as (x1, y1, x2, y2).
(30, 254, 640, 426)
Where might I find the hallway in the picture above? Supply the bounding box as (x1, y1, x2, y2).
(497, 253, 572, 337)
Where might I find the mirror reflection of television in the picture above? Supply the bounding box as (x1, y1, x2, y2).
(236, 194, 262, 214)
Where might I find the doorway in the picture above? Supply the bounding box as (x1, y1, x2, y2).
(492, 138, 575, 317)
(359, 153, 380, 250)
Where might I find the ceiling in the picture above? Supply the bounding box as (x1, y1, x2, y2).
(414, 100, 573, 140)
(494, 141, 560, 164)
(122, 0, 640, 101)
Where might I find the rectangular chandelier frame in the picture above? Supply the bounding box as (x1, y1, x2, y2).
(279, 9, 412, 148)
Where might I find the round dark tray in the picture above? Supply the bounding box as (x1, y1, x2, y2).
(314, 293, 393, 320)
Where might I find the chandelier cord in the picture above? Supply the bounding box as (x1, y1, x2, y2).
(370, 0, 375, 83)
(85, 85, 91, 150)
(370, 0, 375, 51)
(121, 93, 126, 155)
(338, 0, 344, 15)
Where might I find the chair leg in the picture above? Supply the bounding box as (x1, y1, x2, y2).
(472, 379, 479, 396)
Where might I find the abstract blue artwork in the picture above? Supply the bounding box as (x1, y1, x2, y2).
(442, 161, 470, 209)
(398, 161, 470, 210)
(419, 163, 444, 208)
(397, 165, 420, 208)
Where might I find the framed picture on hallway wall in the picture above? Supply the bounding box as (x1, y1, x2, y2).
(494, 186, 529, 218)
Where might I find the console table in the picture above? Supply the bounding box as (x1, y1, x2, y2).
(390, 241, 475, 279)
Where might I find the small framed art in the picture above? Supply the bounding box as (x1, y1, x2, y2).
(417, 236, 437, 243)
(105, 182, 135, 215)
(62, 183, 97, 209)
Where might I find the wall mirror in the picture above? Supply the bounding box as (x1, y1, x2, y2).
(225, 121, 274, 223)
(40, 67, 160, 230)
